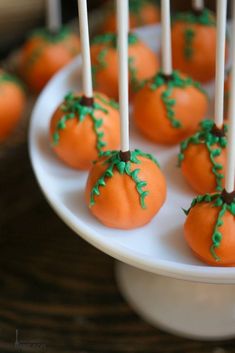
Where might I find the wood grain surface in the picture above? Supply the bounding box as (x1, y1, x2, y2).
(1, 140, 235, 353)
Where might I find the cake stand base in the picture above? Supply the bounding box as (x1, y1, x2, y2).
(116, 262, 235, 340)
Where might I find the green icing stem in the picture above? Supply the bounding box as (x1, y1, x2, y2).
(179, 119, 227, 191)
(184, 28, 195, 59)
(0, 71, 25, 91)
(30, 26, 72, 43)
(128, 57, 147, 92)
(90, 149, 159, 208)
(52, 92, 118, 154)
(184, 193, 235, 261)
(173, 9, 216, 26)
(150, 70, 207, 129)
(24, 27, 77, 74)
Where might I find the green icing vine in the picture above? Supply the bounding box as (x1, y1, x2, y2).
(128, 57, 147, 92)
(129, 0, 151, 14)
(24, 27, 77, 74)
(89, 149, 159, 208)
(150, 70, 207, 129)
(184, 28, 195, 59)
(30, 26, 72, 43)
(184, 193, 235, 261)
(52, 92, 118, 154)
(91, 33, 141, 89)
(173, 9, 216, 26)
(178, 119, 227, 191)
(129, 0, 155, 25)
(91, 33, 138, 48)
(0, 71, 25, 91)
(94, 92, 119, 110)
(173, 9, 215, 60)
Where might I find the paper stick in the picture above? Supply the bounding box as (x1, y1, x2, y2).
(47, 0, 61, 33)
(192, 0, 204, 11)
(117, 0, 129, 152)
(214, 0, 227, 128)
(225, 0, 235, 193)
(161, 0, 172, 76)
(77, 0, 93, 98)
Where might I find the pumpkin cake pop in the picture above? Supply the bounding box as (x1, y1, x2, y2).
(50, 92, 120, 170)
(86, 0, 166, 229)
(133, 70, 208, 145)
(85, 149, 166, 229)
(20, 27, 80, 92)
(184, 0, 235, 267)
(184, 191, 235, 266)
(178, 120, 227, 194)
(101, 0, 160, 33)
(91, 32, 159, 100)
(171, 8, 218, 83)
(0, 70, 26, 142)
(179, 0, 228, 195)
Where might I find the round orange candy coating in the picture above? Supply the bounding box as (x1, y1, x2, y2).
(102, 2, 160, 32)
(181, 143, 226, 194)
(184, 202, 235, 266)
(91, 39, 159, 100)
(50, 93, 120, 170)
(0, 76, 25, 142)
(85, 155, 167, 229)
(133, 82, 208, 145)
(172, 21, 216, 82)
(20, 30, 80, 92)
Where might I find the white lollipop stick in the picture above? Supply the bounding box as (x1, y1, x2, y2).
(192, 0, 204, 11)
(214, 0, 227, 129)
(117, 0, 129, 152)
(161, 0, 172, 76)
(47, 0, 61, 33)
(225, 0, 235, 193)
(77, 0, 93, 99)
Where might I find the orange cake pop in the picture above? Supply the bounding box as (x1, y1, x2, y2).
(91, 33, 159, 100)
(179, 0, 228, 194)
(133, 71, 208, 144)
(85, 149, 166, 229)
(20, 27, 80, 92)
(86, 0, 166, 229)
(184, 0, 235, 267)
(0, 70, 26, 142)
(178, 120, 227, 194)
(171, 9, 217, 83)
(101, 0, 160, 33)
(50, 92, 120, 170)
(184, 191, 235, 266)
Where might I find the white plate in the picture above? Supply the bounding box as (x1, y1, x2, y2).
(29, 25, 235, 284)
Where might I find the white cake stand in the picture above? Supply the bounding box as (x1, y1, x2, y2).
(29, 25, 235, 341)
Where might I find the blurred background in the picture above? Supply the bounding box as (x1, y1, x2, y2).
(0, 0, 220, 57)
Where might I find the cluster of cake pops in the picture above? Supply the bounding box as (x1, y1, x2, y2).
(0, 0, 81, 142)
(47, 0, 235, 267)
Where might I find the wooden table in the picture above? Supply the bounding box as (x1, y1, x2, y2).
(1, 142, 235, 352)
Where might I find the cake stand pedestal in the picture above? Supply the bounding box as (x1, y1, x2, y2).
(116, 262, 235, 340)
